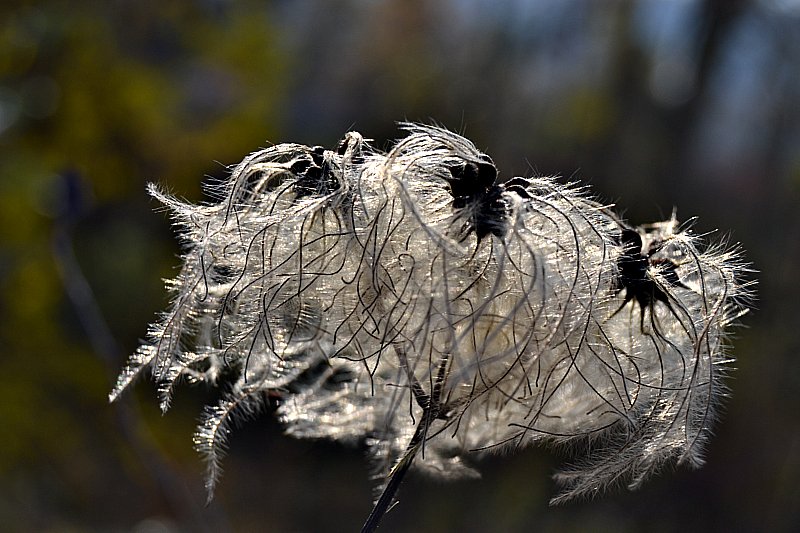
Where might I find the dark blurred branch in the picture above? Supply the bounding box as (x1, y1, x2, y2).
(50, 171, 228, 532)
(669, 0, 747, 181)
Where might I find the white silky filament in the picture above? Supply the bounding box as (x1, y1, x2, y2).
(110, 124, 752, 506)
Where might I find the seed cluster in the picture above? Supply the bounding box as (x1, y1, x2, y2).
(111, 124, 751, 505)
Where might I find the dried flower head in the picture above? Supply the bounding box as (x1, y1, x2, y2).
(110, 124, 752, 527)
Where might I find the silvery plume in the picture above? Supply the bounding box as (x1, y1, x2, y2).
(110, 124, 752, 528)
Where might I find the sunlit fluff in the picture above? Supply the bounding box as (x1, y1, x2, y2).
(110, 124, 752, 505)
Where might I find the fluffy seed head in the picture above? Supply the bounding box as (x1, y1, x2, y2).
(110, 124, 753, 505)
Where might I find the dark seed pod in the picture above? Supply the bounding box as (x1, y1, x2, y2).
(446, 155, 508, 239)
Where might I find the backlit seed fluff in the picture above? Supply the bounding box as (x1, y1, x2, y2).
(111, 124, 753, 509)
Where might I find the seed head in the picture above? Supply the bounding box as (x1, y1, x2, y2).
(110, 124, 753, 510)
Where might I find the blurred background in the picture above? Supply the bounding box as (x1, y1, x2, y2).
(1, 0, 798, 531)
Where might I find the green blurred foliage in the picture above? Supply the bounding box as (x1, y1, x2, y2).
(0, 2, 288, 529)
(0, 0, 798, 531)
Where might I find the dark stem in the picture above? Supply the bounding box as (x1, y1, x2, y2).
(360, 435, 418, 533)
(361, 356, 450, 532)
